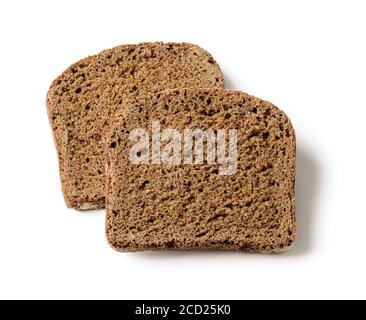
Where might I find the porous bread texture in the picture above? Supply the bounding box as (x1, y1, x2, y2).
(106, 89, 296, 253)
(46, 42, 224, 210)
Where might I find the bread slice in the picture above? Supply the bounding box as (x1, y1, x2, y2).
(106, 88, 296, 253)
(46, 42, 224, 210)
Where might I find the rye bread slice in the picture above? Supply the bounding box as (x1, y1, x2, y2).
(106, 89, 296, 253)
(46, 42, 224, 210)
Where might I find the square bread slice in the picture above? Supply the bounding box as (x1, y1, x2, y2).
(46, 42, 224, 210)
(106, 89, 296, 253)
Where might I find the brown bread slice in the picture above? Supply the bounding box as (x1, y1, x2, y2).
(106, 88, 296, 253)
(46, 42, 224, 210)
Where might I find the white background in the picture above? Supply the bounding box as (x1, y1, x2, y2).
(0, 0, 365, 300)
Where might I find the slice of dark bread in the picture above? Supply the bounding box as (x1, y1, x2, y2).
(46, 42, 224, 210)
(106, 88, 296, 253)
